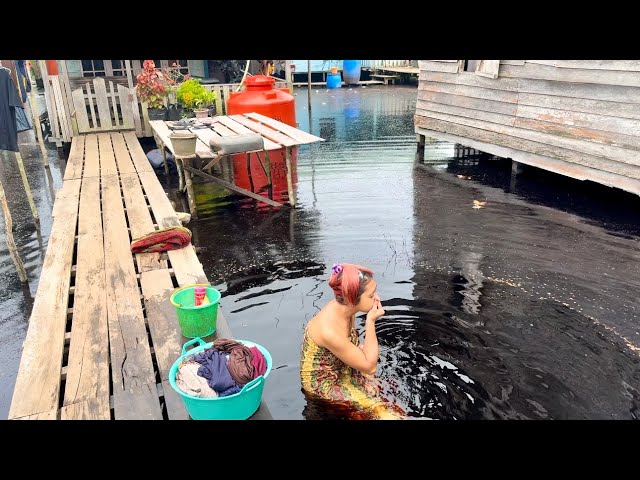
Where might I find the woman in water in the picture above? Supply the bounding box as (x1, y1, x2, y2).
(300, 263, 403, 419)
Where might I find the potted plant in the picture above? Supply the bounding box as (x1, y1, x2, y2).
(177, 79, 217, 118)
(136, 60, 168, 121)
(162, 62, 191, 120)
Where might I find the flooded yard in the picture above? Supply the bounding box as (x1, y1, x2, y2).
(1, 85, 639, 419)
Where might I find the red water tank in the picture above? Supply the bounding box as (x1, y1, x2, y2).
(45, 60, 59, 75)
(227, 75, 296, 127)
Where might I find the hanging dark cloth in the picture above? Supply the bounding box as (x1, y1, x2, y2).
(15, 60, 31, 104)
(0, 67, 22, 152)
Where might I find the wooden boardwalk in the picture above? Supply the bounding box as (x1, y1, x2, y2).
(9, 131, 271, 420)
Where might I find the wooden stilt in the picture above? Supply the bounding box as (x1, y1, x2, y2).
(180, 156, 197, 219)
(15, 151, 39, 225)
(0, 179, 28, 282)
(285, 146, 296, 207)
(416, 134, 425, 165)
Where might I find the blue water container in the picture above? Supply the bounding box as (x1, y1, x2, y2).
(326, 72, 342, 89)
(342, 60, 361, 85)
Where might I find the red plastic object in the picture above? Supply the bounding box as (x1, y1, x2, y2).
(227, 75, 296, 127)
(45, 60, 58, 75)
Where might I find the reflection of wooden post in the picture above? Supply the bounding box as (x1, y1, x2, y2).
(15, 151, 39, 225)
(285, 146, 296, 207)
(180, 156, 197, 218)
(0, 179, 27, 282)
(416, 134, 425, 165)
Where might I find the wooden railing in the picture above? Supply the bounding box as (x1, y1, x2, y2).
(361, 60, 418, 69)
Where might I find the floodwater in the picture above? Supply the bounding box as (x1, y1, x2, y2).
(2, 85, 639, 420)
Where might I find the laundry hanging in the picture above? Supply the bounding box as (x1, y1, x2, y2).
(0, 66, 22, 152)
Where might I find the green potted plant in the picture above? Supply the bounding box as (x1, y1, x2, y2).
(162, 62, 191, 120)
(177, 79, 217, 118)
(136, 60, 168, 121)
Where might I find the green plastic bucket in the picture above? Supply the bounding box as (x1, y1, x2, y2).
(169, 337, 273, 420)
(170, 284, 221, 338)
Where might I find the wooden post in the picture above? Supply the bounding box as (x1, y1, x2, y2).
(15, 151, 39, 225)
(285, 146, 296, 207)
(416, 134, 425, 165)
(27, 64, 49, 166)
(180, 156, 197, 218)
(285, 60, 293, 94)
(0, 179, 28, 283)
(307, 60, 312, 115)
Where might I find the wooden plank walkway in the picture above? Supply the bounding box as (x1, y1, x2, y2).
(9, 131, 272, 420)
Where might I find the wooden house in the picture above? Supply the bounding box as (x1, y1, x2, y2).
(414, 60, 640, 195)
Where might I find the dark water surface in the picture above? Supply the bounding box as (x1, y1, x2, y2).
(2, 86, 639, 419)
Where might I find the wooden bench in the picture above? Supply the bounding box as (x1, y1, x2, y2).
(9, 131, 272, 420)
(370, 74, 399, 85)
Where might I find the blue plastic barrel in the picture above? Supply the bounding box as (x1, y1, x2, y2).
(326, 72, 342, 89)
(342, 60, 361, 85)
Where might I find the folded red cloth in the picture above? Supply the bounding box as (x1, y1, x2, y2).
(130, 226, 192, 254)
(249, 346, 267, 378)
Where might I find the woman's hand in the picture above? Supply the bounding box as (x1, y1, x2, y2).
(366, 299, 385, 323)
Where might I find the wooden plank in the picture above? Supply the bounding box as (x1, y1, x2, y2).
(418, 81, 520, 103)
(416, 108, 640, 168)
(72, 87, 91, 134)
(210, 120, 237, 137)
(184, 165, 284, 207)
(63, 176, 109, 407)
(51, 76, 71, 141)
(244, 112, 324, 144)
(214, 87, 223, 116)
(215, 116, 282, 150)
(124, 60, 143, 135)
(109, 81, 120, 128)
(417, 90, 518, 115)
(515, 104, 640, 138)
(112, 383, 162, 420)
(63, 135, 85, 180)
(501, 60, 526, 66)
(149, 120, 213, 159)
(416, 125, 640, 196)
(82, 134, 99, 178)
(117, 84, 135, 129)
(86, 82, 99, 131)
(417, 100, 515, 127)
(188, 127, 224, 158)
(475, 60, 500, 79)
(526, 60, 640, 72)
(60, 396, 110, 420)
(414, 115, 640, 179)
(97, 133, 118, 176)
(517, 92, 640, 120)
(59, 60, 79, 136)
(229, 115, 297, 147)
(111, 132, 137, 174)
(120, 173, 166, 272)
(499, 63, 640, 88)
(40, 63, 61, 144)
(102, 175, 157, 416)
(137, 170, 209, 286)
(123, 130, 154, 173)
(140, 269, 183, 380)
(8, 180, 81, 419)
(222, 85, 231, 115)
(418, 61, 460, 73)
(161, 380, 190, 420)
(15, 408, 58, 420)
(93, 78, 113, 130)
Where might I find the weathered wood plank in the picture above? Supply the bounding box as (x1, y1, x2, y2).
(475, 60, 500, 79)
(161, 380, 190, 420)
(93, 78, 113, 130)
(415, 115, 640, 179)
(120, 173, 166, 272)
(499, 63, 640, 88)
(86, 82, 99, 131)
(418, 81, 519, 104)
(418, 61, 460, 73)
(97, 133, 118, 176)
(140, 269, 182, 380)
(416, 125, 640, 196)
(112, 383, 163, 420)
(51, 76, 71, 141)
(244, 112, 323, 144)
(517, 92, 640, 120)
(8, 180, 81, 419)
(416, 100, 515, 127)
(125, 60, 143, 135)
(63, 135, 85, 180)
(108, 81, 119, 128)
(117, 84, 135, 130)
(526, 60, 640, 72)
(63, 176, 109, 407)
(71, 88, 90, 134)
(417, 89, 518, 115)
(15, 408, 58, 420)
(60, 396, 110, 420)
(111, 132, 137, 174)
(229, 115, 296, 147)
(82, 134, 100, 178)
(123, 130, 154, 173)
(102, 175, 157, 418)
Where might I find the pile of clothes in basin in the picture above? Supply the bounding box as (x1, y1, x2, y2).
(176, 339, 267, 398)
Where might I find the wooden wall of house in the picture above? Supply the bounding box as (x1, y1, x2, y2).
(415, 60, 640, 194)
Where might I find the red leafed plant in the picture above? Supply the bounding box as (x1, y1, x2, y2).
(135, 60, 167, 109)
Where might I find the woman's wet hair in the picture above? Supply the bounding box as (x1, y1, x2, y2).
(328, 263, 374, 305)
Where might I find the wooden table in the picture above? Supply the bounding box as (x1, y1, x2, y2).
(149, 113, 323, 214)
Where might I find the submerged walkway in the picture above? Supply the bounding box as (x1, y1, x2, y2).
(9, 131, 271, 420)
